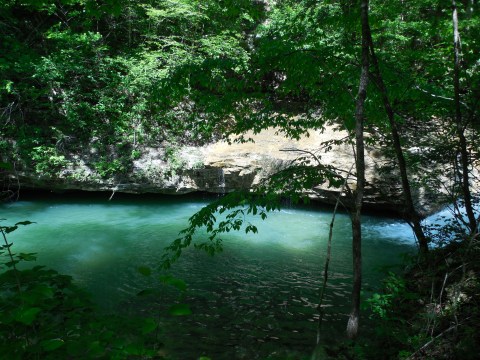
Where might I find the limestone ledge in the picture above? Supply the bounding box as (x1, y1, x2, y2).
(15, 127, 454, 216)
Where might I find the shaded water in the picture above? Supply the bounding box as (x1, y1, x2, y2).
(1, 193, 415, 359)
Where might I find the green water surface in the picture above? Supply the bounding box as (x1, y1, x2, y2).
(1, 193, 415, 359)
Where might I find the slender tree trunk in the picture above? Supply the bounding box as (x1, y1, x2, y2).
(316, 164, 354, 348)
(346, 0, 369, 340)
(452, 0, 477, 233)
(366, 27, 429, 254)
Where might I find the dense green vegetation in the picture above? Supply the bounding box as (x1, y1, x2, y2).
(1, 0, 479, 359)
(0, 0, 264, 180)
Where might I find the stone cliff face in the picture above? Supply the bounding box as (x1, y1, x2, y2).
(11, 126, 455, 216)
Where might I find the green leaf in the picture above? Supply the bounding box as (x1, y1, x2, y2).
(39, 285, 56, 299)
(15, 221, 35, 226)
(4, 226, 18, 234)
(159, 275, 187, 291)
(137, 266, 151, 276)
(41, 339, 65, 351)
(245, 224, 258, 234)
(88, 341, 104, 357)
(15, 307, 41, 325)
(142, 318, 157, 335)
(18, 252, 37, 261)
(6, 260, 19, 267)
(24, 284, 55, 303)
(125, 343, 144, 356)
(169, 303, 192, 316)
(3, 221, 35, 234)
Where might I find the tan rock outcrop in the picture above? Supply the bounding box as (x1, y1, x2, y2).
(13, 126, 462, 216)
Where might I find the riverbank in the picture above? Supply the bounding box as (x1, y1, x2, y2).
(3, 126, 457, 217)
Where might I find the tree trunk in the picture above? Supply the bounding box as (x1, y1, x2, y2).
(346, 0, 369, 340)
(452, 0, 477, 234)
(366, 25, 429, 254)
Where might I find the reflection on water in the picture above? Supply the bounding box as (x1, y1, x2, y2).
(1, 193, 415, 359)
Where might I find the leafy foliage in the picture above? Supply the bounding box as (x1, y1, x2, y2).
(360, 234, 480, 359)
(30, 146, 70, 177)
(1, 0, 266, 175)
